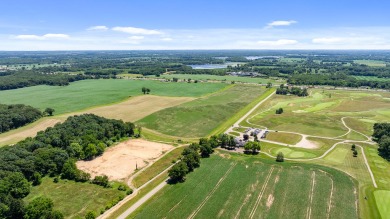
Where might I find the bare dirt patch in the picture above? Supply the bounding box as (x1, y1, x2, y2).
(76, 139, 173, 181)
(84, 95, 194, 122)
(295, 136, 319, 149)
(266, 194, 274, 209)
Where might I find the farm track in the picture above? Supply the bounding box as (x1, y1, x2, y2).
(249, 167, 275, 219)
(306, 171, 316, 219)
(187, 162, 237, 219)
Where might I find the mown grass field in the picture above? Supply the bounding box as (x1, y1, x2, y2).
(0, 79, 227, 114)
(266, 132, 302, 145)
(131, 152, 358, 219)
(244, 89, 390, 138)
(137, 85, 267, 138)
(149, 74, 285, 84)
(25, 177, 126, 218)
(353, 76, 390, 82)
(353, 60, 387, 67)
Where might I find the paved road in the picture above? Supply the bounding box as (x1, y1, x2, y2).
(117, 179, 169, 219)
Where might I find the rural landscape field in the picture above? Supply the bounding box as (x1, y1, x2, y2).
(1, 1, 390, 219)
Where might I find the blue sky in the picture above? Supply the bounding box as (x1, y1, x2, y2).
(1, 0, 390, 50)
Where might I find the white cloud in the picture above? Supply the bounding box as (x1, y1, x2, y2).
(312, 37, 345, 44)
(267, 20, 297, 27)
(128, 36, 144, 40)
(87, 25, 108, 31)
(112, 26, 162, 35)
(256, 39, 298, 46)
(161, 37, 173, 41)
(15, 33, 69, 40)
(15, 35, 41, 40)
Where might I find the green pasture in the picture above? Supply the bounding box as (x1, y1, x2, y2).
(353, 60, 387, 67)
(131, 153, 357, 219)
(25, 177, 126, 218)
(0, 79, 227, 114)
(137, 85, 267, 138)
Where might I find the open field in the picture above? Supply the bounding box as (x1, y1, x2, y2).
(266, 132, 302, 145)
(131, 152, 357, 219)
(77, 139, 173, 181)
(353, 76, 390, 82)
(0, 95, 195, 146)
(137, 85, 267, 138)
(0, 79, 227, 114)
(25, 177, 126, 218)
(84, 95, 194, 122)
(149, 74, 285, 84)
(244, 89, 390, 138)
(353, 60, 387, 67)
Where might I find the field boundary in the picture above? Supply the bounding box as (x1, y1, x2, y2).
(209, 87, 275, 136)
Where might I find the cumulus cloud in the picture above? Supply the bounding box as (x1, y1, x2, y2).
(128, 36, 144, 40)
(15, 33, 69, 40)
(256, 39, 298, 46)
(87, 25, 108, 31)
(312, 37, 345, 44)
(267, 20, 297, 27)
(161, 37, 173, 41)
(112, 26, 162, 35)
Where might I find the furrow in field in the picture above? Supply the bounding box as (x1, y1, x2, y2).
(306, 171, 316, 219)
(187, 162, 237, 219)
(249, 167, 275, 219)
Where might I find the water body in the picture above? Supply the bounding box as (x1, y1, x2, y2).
(245, 56, 280, 60)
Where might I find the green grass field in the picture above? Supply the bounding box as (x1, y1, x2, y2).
(353, 60, 387, 67)
(353, 76, 390, 82)
(0, 79, 227, 114)
(149, 74, 285, 84)
(266, 132, 302, 145)
(374, 190, 390, 219)
(25, 177, 126, 218)
(131, 152, 357, 219)
(244, 89, 390, 138)
(137, 85, 267, 138)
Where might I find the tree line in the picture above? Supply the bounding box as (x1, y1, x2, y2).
(276, 84, 309, 96)
(0, 104, 42, 133)
(373, 123, 390, 160)
(0, 70, 91, 90)
(0, 114, 135, 218)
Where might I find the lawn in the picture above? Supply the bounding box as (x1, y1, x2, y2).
(131, 152, 357, 219)
(266, 132, 302, 145)
(137, 85, 267, 138)
(374, 190, 390, 219)
(24, 177, 126, 218)
(150, 74, 284, 84)
(244, 89, 390, 138)
(0, 79, 227, 114)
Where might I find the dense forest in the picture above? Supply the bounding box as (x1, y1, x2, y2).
(0, 104, 42, 133)
(0, 71, 90, 90)
(373, 123, 390, 160)
(0, 114, 135, 218)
